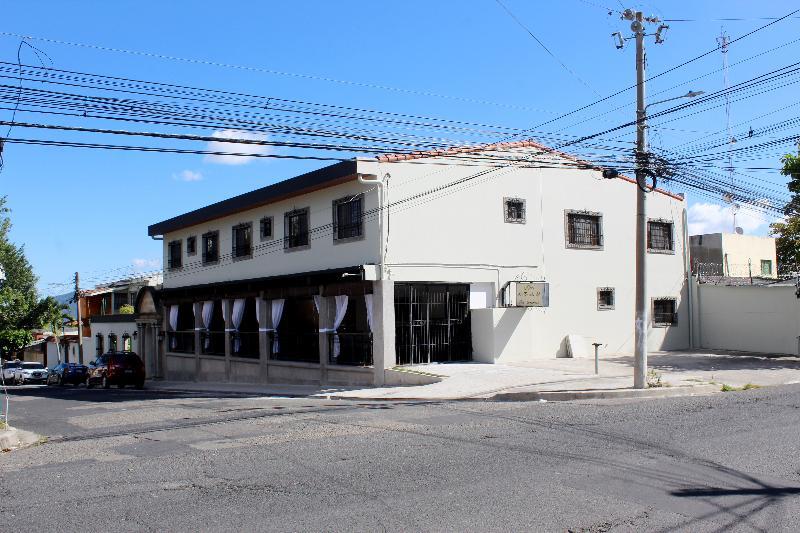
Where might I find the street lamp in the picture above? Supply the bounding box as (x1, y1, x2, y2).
(645, 90, 705, 111)
(634, 88, 703, 388)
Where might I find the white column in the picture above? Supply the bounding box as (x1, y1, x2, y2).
(371, 280, 395, 386)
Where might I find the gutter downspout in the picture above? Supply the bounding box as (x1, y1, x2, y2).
(358, 173, 386, 280)
(682, 206, 695, 349)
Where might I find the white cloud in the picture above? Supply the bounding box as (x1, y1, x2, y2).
(173, 169, 203, 182)
(687, 202, 770, 236)
(132, 258, 161, 271)
(203, 129, 272, 165)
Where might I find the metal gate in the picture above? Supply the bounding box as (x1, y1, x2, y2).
(394, 283, 472, 365)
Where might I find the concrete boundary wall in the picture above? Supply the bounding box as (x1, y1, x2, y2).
(694, 283, 800, 355)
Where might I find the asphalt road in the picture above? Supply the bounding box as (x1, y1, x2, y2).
(2, 384, 800, 532)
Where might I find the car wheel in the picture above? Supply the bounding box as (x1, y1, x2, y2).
(58, 375, 64, 386)
(135, 381, 144, 390)
(101, 375, 110, 389)
(86, 379, 94, 389)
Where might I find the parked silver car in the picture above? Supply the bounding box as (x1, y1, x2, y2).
(2, 361, 21, 383)
(13, 362, 49, 385)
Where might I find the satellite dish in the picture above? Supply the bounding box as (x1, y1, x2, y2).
(735, 227, 744, 235)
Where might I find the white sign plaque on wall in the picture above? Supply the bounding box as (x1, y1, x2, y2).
(511, 281, 549, 307)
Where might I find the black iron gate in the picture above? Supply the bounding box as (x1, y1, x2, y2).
(394, 283, 472, 365)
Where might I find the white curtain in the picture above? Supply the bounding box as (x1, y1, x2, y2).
(312, 295, 330, 332)
(270, 299, 285, 354)
(201, 301, 214, 350)
(364, 294, 374, 333)
(331, 295, 349, 360)
(231, 298, 246, 353)
(168, 305, 179, 350)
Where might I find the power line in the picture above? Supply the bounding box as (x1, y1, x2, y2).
(0, 31, 559, 115)
(493, 0, 600, 95)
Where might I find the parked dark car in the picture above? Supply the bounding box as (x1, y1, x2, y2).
(86, 352, 145, 389)
(47, 363, 89, 386)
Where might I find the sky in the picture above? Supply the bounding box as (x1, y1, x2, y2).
(0, 0, 797, 296)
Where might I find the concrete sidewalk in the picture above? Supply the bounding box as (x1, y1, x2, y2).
(146, 350, 800, 401)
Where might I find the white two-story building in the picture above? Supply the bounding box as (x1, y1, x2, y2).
(147, 141, 690, 386)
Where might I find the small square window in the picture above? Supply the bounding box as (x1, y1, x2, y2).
(186, 236, 197, 255)
(597, 287, 615, 310)
(504, 197, 526, 224)
(566, 210, 603, 249)
(167, 240, 182, 270)
(260, 216, 273, 240)
(202, 231, 219, 264)
(760, 259, 772, 276)
(653, 298, 677, 327)
(232, 223, 253, 259)
(648, 220, 674, 253)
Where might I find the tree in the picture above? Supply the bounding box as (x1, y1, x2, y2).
(0, 196, 55, 358)
(38, 296, 73, 362)
(770, 153, 800, 275)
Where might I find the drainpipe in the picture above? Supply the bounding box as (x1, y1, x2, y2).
(358, 173, 386, 280)
(682, 207, 695, 349)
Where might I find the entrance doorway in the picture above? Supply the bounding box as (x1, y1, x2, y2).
(394, 283, 472, 365)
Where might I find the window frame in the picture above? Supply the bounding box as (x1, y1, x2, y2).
(284, 207, 310, 251)
(167, 240, 182, 270)
(186, 236, 197, 256)
(647, 218, 675, 254)
(503, 197, 526, 224)
(760, 259, 772, 276)
(652, 297, 678, 327)
(202, 231, 220, 265)
(564, 209, 604, 250)
(332, 194, 365, 243)
(231, 222, 253, 260)
(259, 216, 273, 241)
(597, 287, 615, 310)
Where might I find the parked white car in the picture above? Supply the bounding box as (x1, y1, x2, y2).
(2, 361, 21, 383)
(13, 362, 49, 385)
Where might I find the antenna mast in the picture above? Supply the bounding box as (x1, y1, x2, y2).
(718, 29, 738, 232)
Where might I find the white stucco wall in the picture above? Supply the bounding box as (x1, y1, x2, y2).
(696, 283, 800, 355)
(161, 180, 380, 289)
(690, 233, 778, 278)
(90, 320, 138, 359)
(359, 147, 690, 358)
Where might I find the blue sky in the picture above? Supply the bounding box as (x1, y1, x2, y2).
(0, 0, 797, 295)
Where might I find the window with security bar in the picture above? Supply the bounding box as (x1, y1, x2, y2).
(167, 240, 182, 270)
(333, 194, 364, 241)
(652, 298, 677, 326)
(232, 223, 252, 259)
(202, 231, 219, 264)
(566, 211, 603, 249)
(260, 216, 273, 240)
(597, 287, 615, 310)
(761, 259, 772, 276)
(504, 197, 526, 223)
(285, 207, 309, 249)
(186, 236, 196, 255)
(647, 220, 674, 253)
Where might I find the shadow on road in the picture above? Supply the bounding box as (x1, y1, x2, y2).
(1, 384, 275, 403)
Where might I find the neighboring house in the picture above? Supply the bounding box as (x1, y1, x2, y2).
(147, 141, 690, 386)
(690, 232, 778, 278)
(78, 274, 162, 363)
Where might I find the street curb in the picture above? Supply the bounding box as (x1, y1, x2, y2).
(0, 426, 41, 451)
(145, 383, 722, 402)
(490, 384, 721, 402)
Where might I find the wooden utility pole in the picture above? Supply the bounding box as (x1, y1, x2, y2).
(75, 272, 84, 364)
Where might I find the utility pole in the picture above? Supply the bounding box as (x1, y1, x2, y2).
(615, 9, 670, 388)
(74, 272, 84, 365)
